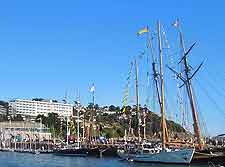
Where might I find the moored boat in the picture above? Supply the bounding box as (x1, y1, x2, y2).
(53, 148, 88, 157)
(133, 148, 195, 164)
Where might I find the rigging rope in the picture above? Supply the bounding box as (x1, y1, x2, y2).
(195, 79, 225, 119)
(161, 25, 189, 129)
(203, 68, 225, 100)
(191, 82, 209, 137)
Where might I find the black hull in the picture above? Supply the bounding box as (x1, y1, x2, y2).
(100, 147, 118, 157)
(87, 148, 99, 157)
(192, 152, 225, 165)
(53, 148, 88, 157)
(87, 146, 118, 157)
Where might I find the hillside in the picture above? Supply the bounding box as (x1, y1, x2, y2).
(94, 105, 187, 139)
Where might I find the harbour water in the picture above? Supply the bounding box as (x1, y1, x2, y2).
(0, 152, 209, 167)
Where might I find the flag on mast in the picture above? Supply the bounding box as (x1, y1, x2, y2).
(137, 27, 149, 36)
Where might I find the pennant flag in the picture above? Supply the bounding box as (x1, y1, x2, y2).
(122, 106, 126, 113)
(122, 61, 133, 113)
(137, 27, 149, 36)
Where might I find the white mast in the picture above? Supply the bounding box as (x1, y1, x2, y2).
(76, 90, 81, 148)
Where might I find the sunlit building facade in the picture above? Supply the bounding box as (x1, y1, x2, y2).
(9, 99, 73, 117)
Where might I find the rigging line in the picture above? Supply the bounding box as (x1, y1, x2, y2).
(146, 32, 159, 114)
(183, 90, 191, 131)
(195, 79, 225, 120)
(202, 74, 225, 101)
(162, 27, 185, 127)
(164, 83, 174, 122)
(180, 84, 190, 131)
(179, 87, 186, 129)
(145, 72, 151, 106)
(161, 24, 180, 58)
(192, 84, 208, 137)
(167, 51, 180, 59)
(151, 77, 157, 113)
(147, 30, 157, 63)
(204, 68, 225, 96)
(161, 25, 171, 51)
(147, 31, 161, 116)
(148, 32, 158, 64)
(164, 74, 179, 124)
(145, 34, 151, 107)
(161, 27, 176, 123)
(204, 63, 225, 80)
(172, 22, 190, 132)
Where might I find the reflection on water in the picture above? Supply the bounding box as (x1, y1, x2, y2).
(132, 164, 207, 167)
(0, 152, 209, 167)
(131, 163, 208, 167)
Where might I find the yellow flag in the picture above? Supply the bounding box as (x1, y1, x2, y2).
(137, 27, 149, 36)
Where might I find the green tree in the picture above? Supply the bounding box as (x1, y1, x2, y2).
(109, 105, 116, 111)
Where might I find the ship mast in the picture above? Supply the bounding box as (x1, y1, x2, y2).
(76, 89, 81, 148)
(167, 21, 203, 149)
(88, 84, 95, 144)
(137, 22, 169, 146)
(91, 85, 95, 143)
(157, 21, 168, 150)
(178, 27, 203, 150)
(146, 27, 167, 143)
(134, 58, 141, 143)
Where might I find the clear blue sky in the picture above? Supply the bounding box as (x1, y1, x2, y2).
(0, 0, 225, 136)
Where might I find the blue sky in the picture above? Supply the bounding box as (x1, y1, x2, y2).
(0, 0, 225, 135)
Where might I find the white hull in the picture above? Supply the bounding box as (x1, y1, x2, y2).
(133, 148, 195, 164)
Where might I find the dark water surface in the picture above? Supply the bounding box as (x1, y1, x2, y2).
(0, 152, 209, 167)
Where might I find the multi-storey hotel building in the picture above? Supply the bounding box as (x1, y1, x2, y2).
(9, 99, 73, 117)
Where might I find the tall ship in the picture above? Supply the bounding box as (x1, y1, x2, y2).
(118, 20, 225, 164)
(131, 21, 195, 164)
(53, 98, 88, 157)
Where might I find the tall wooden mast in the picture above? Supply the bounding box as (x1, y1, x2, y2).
(178, 28, 203, 150)
(167, 22, 203, 149)
(157, 21, 168, 150)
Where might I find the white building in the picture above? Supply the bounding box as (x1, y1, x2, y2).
(0, 105, 8, 115)
(0, 101, 8, 115)
(9, 99, 73, 117)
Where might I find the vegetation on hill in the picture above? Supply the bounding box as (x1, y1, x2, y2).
(0, 102, 187, 139)
(85, 104, 186, 139)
